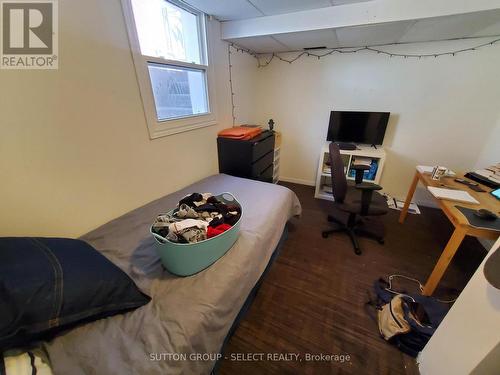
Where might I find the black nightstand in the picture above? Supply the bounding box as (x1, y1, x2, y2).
(217, 131, 275, 183)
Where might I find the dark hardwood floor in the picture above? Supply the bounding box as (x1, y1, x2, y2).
(218, 182, 487, 375)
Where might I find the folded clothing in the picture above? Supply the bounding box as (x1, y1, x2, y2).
(167, 219, 208, 244)
(218, 126, 262, 140)
(168, 227, 206, 244)
(169, 219, 208, 232)
(151, 192, 241, 244)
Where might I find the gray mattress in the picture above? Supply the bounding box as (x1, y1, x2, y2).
(43, 174, 301, 375)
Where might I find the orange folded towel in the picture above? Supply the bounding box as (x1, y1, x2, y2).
(218, 126, 262, 140)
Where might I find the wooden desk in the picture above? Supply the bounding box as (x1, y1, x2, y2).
(399, 169, 500, 295)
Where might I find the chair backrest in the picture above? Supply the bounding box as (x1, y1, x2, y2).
(329, 142, 347, 202)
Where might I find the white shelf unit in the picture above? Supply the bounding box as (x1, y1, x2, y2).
(314, 143, 386, 201)
(272, 131, 281, 184)
(273, 146, 280, 183)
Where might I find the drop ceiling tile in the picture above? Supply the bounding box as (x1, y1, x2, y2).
(273, 29, 340, 50)
(249, 0, 332, 16)
(336, 21, 413, 47)
(400, 10, 500, 42)
(229, 36, 291, 53)
(186, 0, 375, 20)
(184, 0, 262, 21)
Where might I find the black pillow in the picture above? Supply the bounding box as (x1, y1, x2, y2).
(0, 237, 151, 350)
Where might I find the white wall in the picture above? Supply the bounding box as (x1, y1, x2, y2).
(475, 114, 500, 169)
(0, 0, 254, 237)
(252, 39, 500, 202)
(418, 237, 500, 374)
(230, 47, 260, 125)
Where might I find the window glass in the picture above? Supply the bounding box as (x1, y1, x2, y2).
(148, 63, 208, 120)
(131, 0, 202, 64)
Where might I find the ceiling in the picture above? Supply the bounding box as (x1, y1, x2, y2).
(227, 10, 500, 53)
(183, 0, 500, 53)
(185, 0, 372, 21)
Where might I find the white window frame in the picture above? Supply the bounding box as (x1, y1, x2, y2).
(121, 0, 217, 139)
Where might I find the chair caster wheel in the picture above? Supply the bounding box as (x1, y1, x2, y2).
(322, 232, 329, 239)
(378, 239, 385, 245)
(354, 249, 362, 255)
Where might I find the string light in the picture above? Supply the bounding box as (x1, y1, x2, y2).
(227, 36, 500, 125)
(227, 44, 236, 125)
(228, 36, 500, 68)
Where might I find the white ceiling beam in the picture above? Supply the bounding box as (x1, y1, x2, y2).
(221, 0, 500, 40)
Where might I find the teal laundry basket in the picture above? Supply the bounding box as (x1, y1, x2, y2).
(150, 192, 241, 276)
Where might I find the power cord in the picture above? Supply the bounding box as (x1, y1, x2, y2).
(385, 274, 458, 304)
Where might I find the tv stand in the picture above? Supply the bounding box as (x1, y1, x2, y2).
(335, 142, 357, 150)
(371, 144, 378, 149)
(315, 143, 386, 201)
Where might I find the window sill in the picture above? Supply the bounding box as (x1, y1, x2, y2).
(149, 115, 217, 139)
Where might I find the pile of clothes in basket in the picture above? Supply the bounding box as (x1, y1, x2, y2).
(151, 193, 241, 244)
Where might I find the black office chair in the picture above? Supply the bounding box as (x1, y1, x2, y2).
(322, 142, 388, 255)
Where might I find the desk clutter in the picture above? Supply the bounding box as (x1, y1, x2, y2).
(417, 164, 499, 206)
(466, 162, 500, 189)
(417, 165, 480, 204)
(400, 165, 500, 295)
(417, 164, 500, 225)
(416, 165, 455, 177)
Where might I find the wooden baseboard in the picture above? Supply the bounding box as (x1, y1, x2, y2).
(279, 176, 316, 186)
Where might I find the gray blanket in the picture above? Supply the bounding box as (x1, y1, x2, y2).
(43, 174, 301, 375)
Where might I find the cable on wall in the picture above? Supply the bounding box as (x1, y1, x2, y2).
(227, 43, 236, 125)
(229, 36, 500, 68)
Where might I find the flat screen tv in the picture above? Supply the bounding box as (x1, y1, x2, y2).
(327, 111, 390, 145)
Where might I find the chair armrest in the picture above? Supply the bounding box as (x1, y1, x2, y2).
(355, 182, 383, 191)
(351, 164, 370, 171)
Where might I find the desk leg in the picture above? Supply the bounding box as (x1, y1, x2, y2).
(422, 227, 467, 296)
(398, 171, 420, 224)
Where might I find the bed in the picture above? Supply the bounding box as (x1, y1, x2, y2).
(41, 174, 301, 374)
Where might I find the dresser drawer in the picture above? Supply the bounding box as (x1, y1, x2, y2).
(251, 134, 275, 162)
(251, 151, 274, 177)
(256, 164, 273, 183)
(217, 130, 275, 182)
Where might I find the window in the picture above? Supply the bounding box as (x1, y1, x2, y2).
(148, 63, 208, 120)
(122, 0, 216, 138)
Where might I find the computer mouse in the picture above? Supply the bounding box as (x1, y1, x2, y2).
(473, 209, 498, 221)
